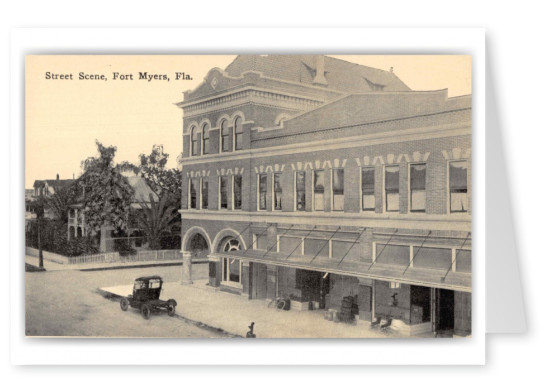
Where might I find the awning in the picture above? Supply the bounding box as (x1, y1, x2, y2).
(212, 249, 471, 293)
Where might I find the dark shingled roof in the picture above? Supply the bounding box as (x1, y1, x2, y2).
(33, 179, 75, 189)
(224, 55, 411, 93)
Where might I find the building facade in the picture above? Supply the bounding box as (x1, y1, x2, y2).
(178, 55, 471, 336)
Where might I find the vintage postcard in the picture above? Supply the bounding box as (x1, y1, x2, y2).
(25, 54, 472, 339)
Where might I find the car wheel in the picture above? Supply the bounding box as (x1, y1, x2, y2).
(120, 298, 129, 311)
(141, 304, 151, 320)
(167, 304, 176, 317)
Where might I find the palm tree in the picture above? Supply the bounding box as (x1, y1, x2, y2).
(135, 193, 179, 250)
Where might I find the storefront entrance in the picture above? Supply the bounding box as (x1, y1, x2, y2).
(433, 288, 455, 333)
(251, 263, 267, 300)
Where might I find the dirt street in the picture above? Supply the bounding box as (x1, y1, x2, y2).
(25, 264, 230, 338)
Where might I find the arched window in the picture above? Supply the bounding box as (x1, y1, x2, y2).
(202, 123, 210, 155)
(221, 120, 230, 152)
(191, 126, 199, 156)
(234, 116, 243, 150)
(222, 238, 242, 285)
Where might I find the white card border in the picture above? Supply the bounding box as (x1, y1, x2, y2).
(10, 27, 485, 365)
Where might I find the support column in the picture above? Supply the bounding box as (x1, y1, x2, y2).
(181, 251, 193, 285)
(266, 264, 277, 300)
(358, 277, 373, 322)
(207, 254, 221, 287)
(241, 260, 251, 298)
(359, 228, 374, 263)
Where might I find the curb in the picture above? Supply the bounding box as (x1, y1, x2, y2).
(96, 288, 242, 338)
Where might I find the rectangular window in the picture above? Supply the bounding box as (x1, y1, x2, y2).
(385, 165, 400, 212)
(295, 171, 305, 211)
(361, 167, 375, 211)
(273, 173, 283, 210)
(410, 163, 426, 212)
(233, 175, 242, 210)
(253, 234, 267, 250)
(189, 178, 199, 209)
(332, 169, 344, 211)
(201, 179, 208, 209)
(258, 174, 267, 210)
(413, 247, 453, 270)
(449, 160, 468, 213)
(220, 177, 228, 209)
(313, 170, 325, 211)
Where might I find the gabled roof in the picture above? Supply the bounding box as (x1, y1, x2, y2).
(127, 176, 159, 205)
(33, 179, 75, 189)
(224, 55, 411, 93)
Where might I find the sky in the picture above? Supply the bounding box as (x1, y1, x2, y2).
(25, 55, 471, 189)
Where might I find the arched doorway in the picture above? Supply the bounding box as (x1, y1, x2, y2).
(220, 237, 242, 286)
(189, 233, 209, 259)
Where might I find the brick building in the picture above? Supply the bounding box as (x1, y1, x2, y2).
(178, 55, 471, 337)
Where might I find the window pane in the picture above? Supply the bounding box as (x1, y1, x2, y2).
(385, 165, 399, 191)
(332, 241, 360, 261)
(314, 170, 325, 191)
(333, 169, 344, 193)
(386, 192, 399, 212)
(411, 190, 426, 211)
(234, 175, 242, 209)
(375, 244, 409, 266)
(190, 179, 198, 209)
(449, 160, 467, 190)
(362, 167, 375, 193)
(221, 120, 230, 152)
(410, 164, 426, 190)
(229, 259, 240, 282)
(362, 194, 375, 210)
(234, 117, 243, 150)
(279, 236, 302, 256)
(202, 180, 208, 209)
(235, 133, 243, 151)
(413, 247, 452, 270)
(456, 249, 471, 273)
(314, 193, 324, 211)
(333, 194, 344, 211)
(296, 171, 305, 190)
(296, 172, 305, 211)
(259, 174, 267, 210)
(255, 234, 267, 250)
(304, 239, 329, 258)
(450, 192, 468, 212)
(274, 173, 282, 210)
(220, 177, 228, 209)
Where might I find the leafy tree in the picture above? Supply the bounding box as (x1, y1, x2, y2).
(45, 185, 73, 222)
(78, 140, 135, 234)
(119, 145, 181, 207)
(135, 193, 179, 250)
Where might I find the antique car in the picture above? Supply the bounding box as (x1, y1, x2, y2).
(119, 276, 177, 319)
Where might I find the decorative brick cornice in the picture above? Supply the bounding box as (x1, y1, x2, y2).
(180, 87, 325, 118)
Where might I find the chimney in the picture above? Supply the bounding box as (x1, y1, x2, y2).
(56, 173, 59, 180)
(312, 55, 328, 86)
(389, 67, 394, 73)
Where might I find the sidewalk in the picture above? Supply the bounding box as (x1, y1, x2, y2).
(99, 279, 396, 339)
(25, 255, 183, 271)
